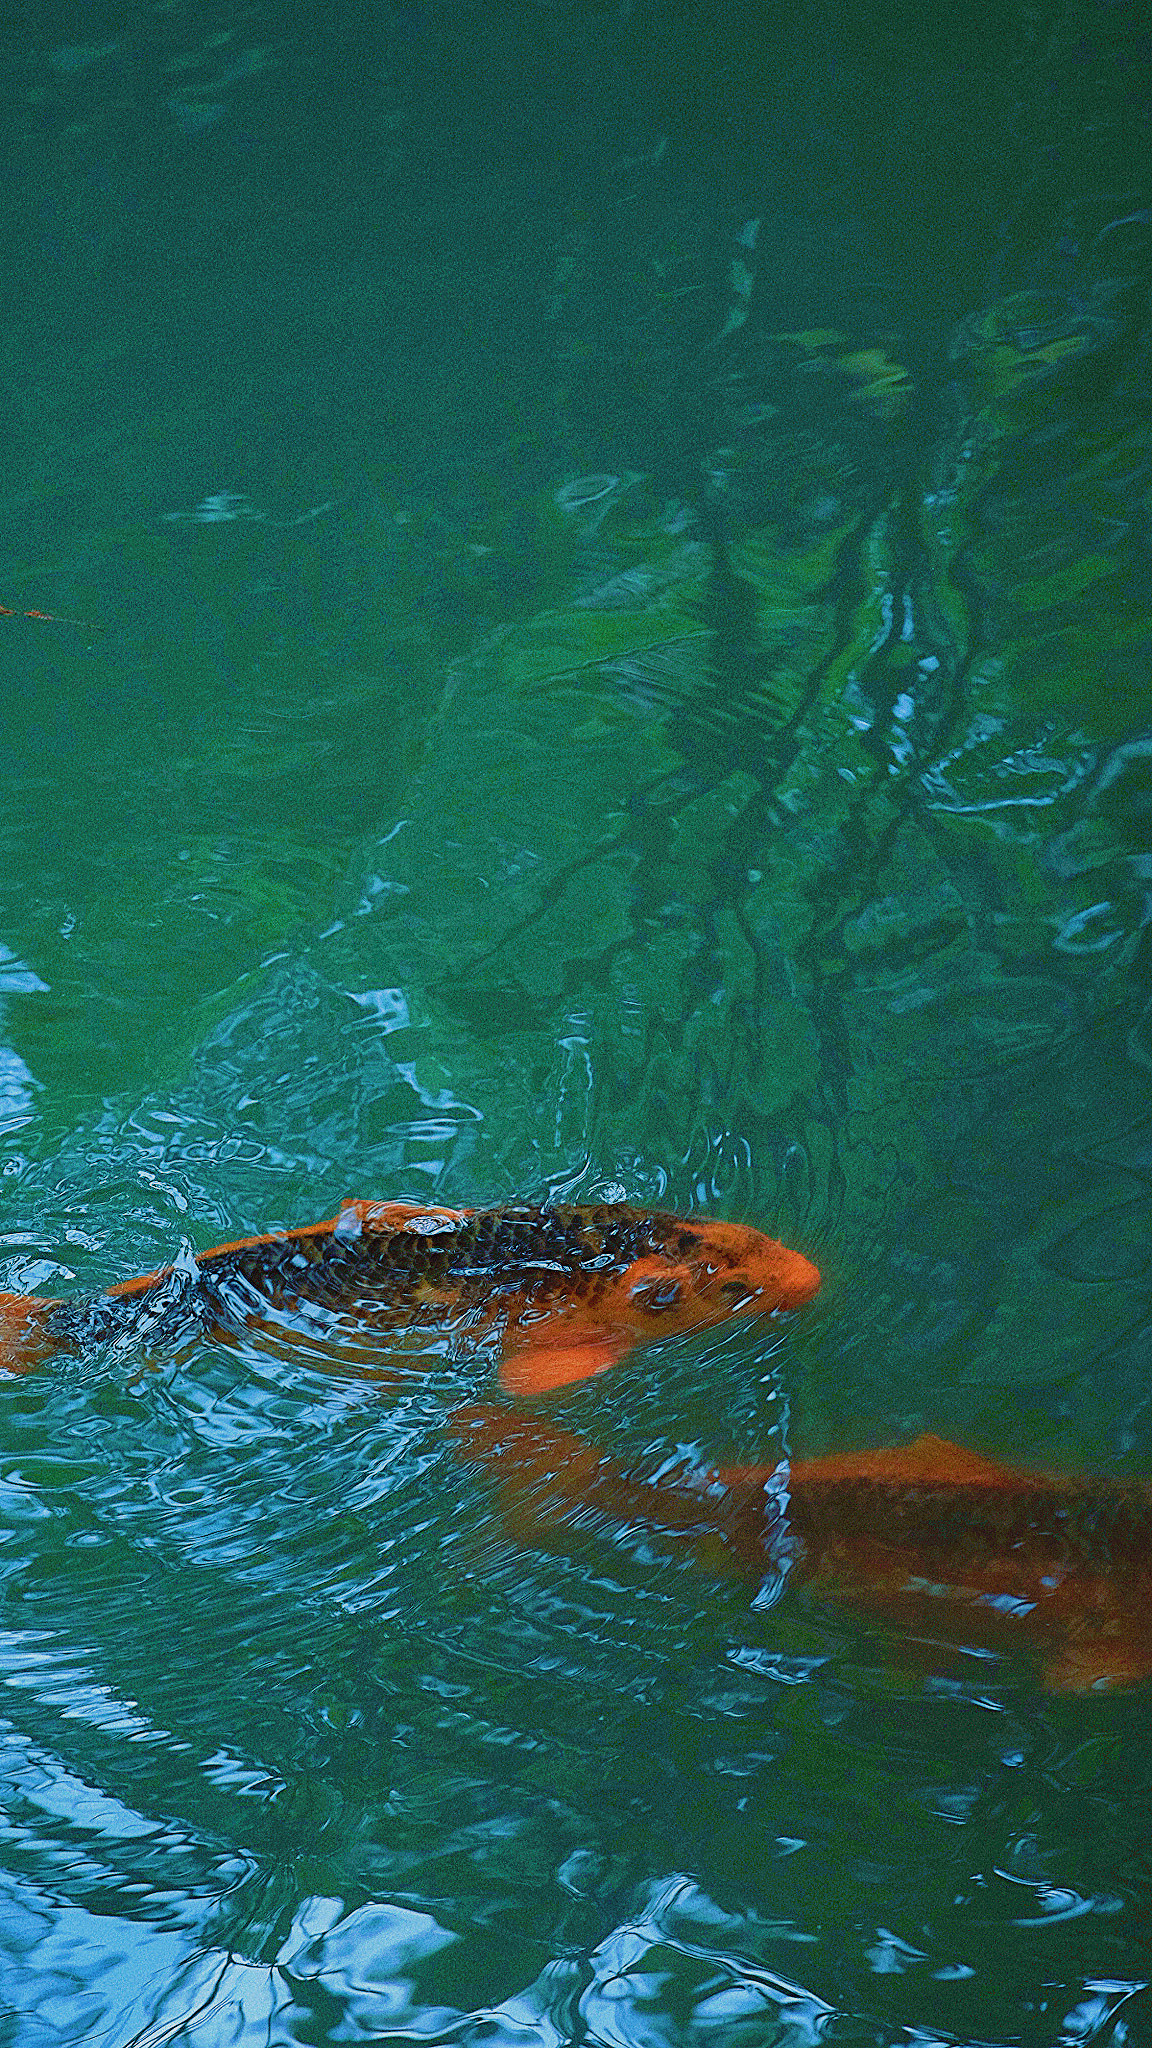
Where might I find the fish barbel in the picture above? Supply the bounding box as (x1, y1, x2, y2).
(0, 1198, 821, 1395)
(450, 1408, 1152, 1691)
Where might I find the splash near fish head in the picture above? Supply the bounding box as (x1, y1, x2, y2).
(495, 1209, 820, 1396)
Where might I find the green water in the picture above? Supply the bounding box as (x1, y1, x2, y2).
(2, 1, 1151, 2040)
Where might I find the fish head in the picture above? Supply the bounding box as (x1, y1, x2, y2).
(497, 1212, 820, 1396)
(607, 1215, 821, 1338)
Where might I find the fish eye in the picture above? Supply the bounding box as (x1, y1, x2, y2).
(719, 1278, 755, 1300)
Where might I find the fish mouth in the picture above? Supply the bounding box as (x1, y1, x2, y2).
(784, 1254, 821, 1305)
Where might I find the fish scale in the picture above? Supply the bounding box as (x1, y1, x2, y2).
(0, 1201, 821, 1394)
(786, 1475, 1152, 1573)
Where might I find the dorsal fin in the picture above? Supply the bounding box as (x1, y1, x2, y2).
(790, 1433, 1032, 1490)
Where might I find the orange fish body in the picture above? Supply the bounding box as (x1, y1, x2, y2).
(0, 1199, 820, 1395)
(450, 1409, 1152, 1691)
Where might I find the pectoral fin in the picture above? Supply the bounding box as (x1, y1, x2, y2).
(497, 1327, 633, 1396)
(1042, 1617, 1152, 1694)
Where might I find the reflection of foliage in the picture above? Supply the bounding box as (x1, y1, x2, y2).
(366, 239, 1151, 1452)
(768, 331, 914, 420)
(9, 29, 1146, 1457)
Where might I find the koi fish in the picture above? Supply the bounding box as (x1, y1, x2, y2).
(449, 1408, 1152, 1691)
(0, 1199, 820, 1395)
(0, 600, 98, 631)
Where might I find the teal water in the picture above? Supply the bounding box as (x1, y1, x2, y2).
(2, 2, 1151, 2041)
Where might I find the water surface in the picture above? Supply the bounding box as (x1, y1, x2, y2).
(1, 2, 1150, 2042)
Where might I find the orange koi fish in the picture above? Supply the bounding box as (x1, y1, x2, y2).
(450, 1408, 1152, 1691)
(0, 600, 99, 630)
(0, 1199, 820, 1395)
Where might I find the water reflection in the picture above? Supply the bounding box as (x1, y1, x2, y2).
(2, 0, 1152, 2038)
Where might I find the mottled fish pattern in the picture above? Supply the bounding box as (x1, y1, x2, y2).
(0, 1197, 821, 1395)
